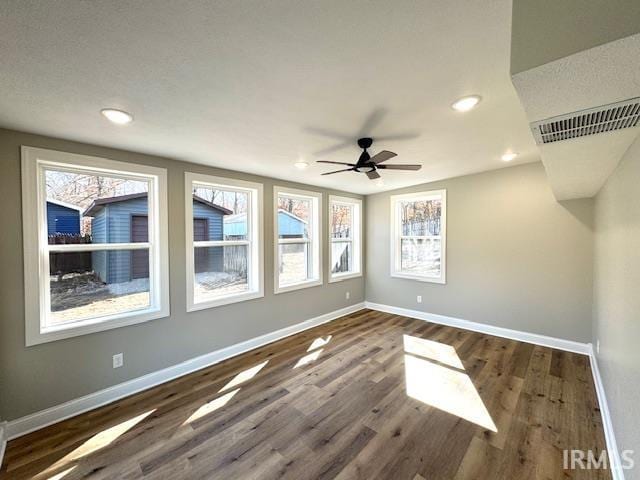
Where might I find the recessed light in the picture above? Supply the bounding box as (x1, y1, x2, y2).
(101, 108, 133, 125)
(451, 95, 481, 112)
(501, 152, 518, 162)
(294, 161, 309, 170)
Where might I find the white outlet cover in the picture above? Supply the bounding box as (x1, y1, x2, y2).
(113, 353, 123, 368)
(417, 295, 422, 303)
(346, 291, 350, 299)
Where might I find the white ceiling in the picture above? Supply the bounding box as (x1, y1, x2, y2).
(0, 0, 538, 194)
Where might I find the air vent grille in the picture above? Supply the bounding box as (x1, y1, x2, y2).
(530, 98, 640, 145)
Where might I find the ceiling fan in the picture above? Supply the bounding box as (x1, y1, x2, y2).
(317, 137, 421, 180)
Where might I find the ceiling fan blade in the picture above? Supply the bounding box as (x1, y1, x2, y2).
(366, 170, 381, 180)
(321, 168, 354, 176)
(304, 126, 353, 141)
(313, 142, 353, 156)
(316, 160, 356, 166)
(369, 150, 397, 164)
(373, 132, 421, 142)
(377, 164, 422, 170)
(357, 108, 387, 137)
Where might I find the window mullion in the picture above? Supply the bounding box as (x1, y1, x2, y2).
(47, 242, 151, 253)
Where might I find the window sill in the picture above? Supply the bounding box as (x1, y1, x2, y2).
(328, 272, 362, 283)
(27, 307, 169, 346)
(274, 278, 323, 294)
(390, 272, 446, 284)
(187, 290, 264, 312)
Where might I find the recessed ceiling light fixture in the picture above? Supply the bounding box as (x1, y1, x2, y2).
(451, 95, 481, 112)
(294, 160, 309, 170)
(100, 108, 133, 125)
(501, 152, 518, 162)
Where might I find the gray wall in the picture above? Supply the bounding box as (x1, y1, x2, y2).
(593, 135, 640, 475)
(0, 128, 364, 421)
(366, 162, 594, 342)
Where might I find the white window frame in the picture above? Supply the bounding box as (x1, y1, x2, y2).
(328, 195, 362, 283)
(185, 172, 264, 311)
(274, 186, 322, 294)
(21, 146, 170, 346)
(390, 189, 447, 284)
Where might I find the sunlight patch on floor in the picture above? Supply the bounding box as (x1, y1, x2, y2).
(219, 360, 269, 392)
(46, 465, 76, 480)
(307, 335, 332, 352)
(294, 348, 324, 368)
(184, 388, 240, 424)
(40, 410, 155, 477)
(403, 333, 497, 432)
(403, 334, 464, 370)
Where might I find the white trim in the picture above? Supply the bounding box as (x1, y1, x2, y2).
(328, 195, 363, 283)
(0, 422, 6, 470)
(4, 303, 365, 440)
(21, 146, 170, 346)
(273, 186, 323, 294)
(588, 348, 625, 480)
(390, 189, 447, 284)
(364, 302, 591, 354)
(185, 172, 264, 312)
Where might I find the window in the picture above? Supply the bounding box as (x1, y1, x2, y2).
(21, 146, 169, 346)
(185, 173, 263, 310)
(328, 195, 362, 282)
(390, 189, 446, 283)
(274, 186, 322, 293)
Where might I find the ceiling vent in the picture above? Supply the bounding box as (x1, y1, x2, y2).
(530, 98, 640, 145)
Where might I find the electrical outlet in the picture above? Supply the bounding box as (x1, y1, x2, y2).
(417, 295, 422, 303)
(113, 353, 123, 369)
(596, 340, 600, 354)
(345, 291, 350, 300)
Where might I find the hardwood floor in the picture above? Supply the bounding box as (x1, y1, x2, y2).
(1, 309, 611, 479)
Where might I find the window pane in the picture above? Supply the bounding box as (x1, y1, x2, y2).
(331, 241, 352, 274)
(331, 204, 352, 238)
(192, 185, 249, 241)
(194, 245, 249, 302)
(400, 238, 441, 277)
(45, 169, 149, 244)
(277, 195, 310, 239)
(400, 199, 442, 236)
(48, 249, 151, 326)
(278, 243, 309, 286)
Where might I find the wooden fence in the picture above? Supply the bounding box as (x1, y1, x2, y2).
(48, 234, 93, 275)
(223, 245, 248, 275)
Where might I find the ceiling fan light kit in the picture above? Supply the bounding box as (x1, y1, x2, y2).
(317, 137, 421, 180)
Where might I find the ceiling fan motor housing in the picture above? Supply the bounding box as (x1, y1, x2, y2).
(357, 137, 373, 149)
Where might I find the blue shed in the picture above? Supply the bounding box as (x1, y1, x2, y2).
(224, 209, 305, 239)
(85, 193, 231, 284)
(47, 199, 81, 235)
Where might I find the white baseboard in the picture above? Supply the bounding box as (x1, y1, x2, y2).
(588, 348, 625, 480)
(5, 302, 365, 440)
(364, 302, 591, 354)
(0, 421, 6, 469)
(366, 301, 624, 478)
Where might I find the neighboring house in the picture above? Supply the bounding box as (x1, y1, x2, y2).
(47, 199, 81, 235)
(223, 209, 306, 239)
(84, 193, 231, 284)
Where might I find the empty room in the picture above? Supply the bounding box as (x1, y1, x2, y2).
(0, 1, 639, 479)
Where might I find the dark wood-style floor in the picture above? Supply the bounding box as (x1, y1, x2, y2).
(1, 309, 610, 480)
